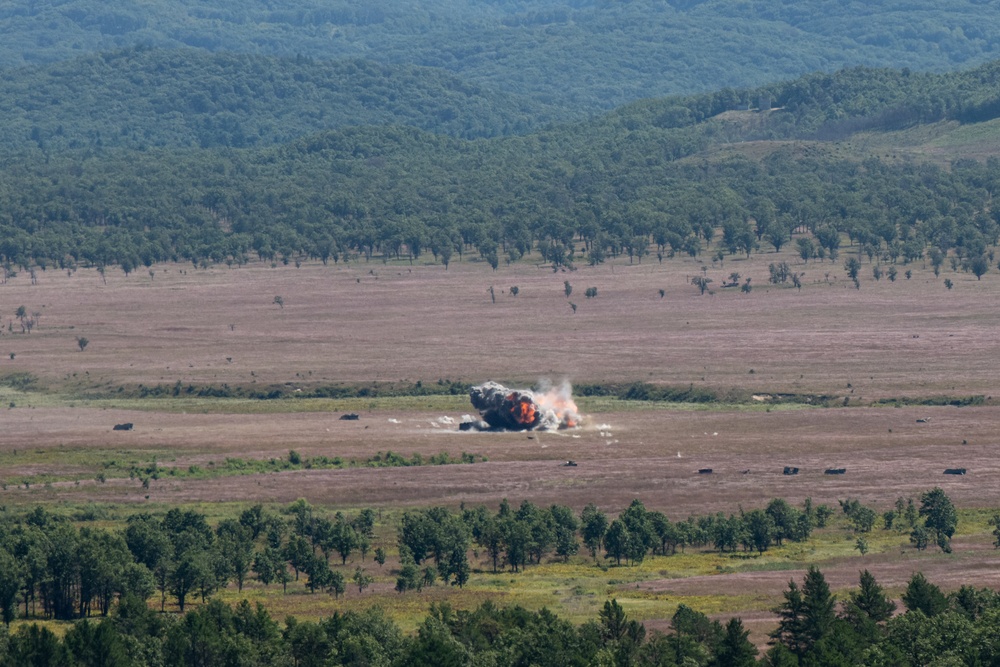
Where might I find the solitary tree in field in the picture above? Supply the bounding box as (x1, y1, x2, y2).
(920, 487, 957, 552)
(987, 515, 1000, 549)
(353, 567, 373, 594)
(76, 336, 89, 352)
(845, 257, 861, 283)
(796, 237, 815, 262)
(970, 255, 989, 280)
(854, 537, 869, 556)
(273, 295, 284, 309)
(564, 281, 573, 298)
(692, 276, 712, 295)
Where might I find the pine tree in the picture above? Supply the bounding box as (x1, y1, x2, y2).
(714, 617, 758, 667)
(849, 570, 896, 623)
(801, 566, 836, 648)
(772, 566, 835, 658)
(771, 580, 807, 656)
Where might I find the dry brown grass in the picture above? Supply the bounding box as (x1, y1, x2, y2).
(2, 249, 999, 633)
(2, 249, 998, 396)
(4, 249, 999, 512)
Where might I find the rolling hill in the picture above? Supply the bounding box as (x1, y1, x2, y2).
(2, 60, 1000, 274)
(0, 48, 559, 150)
(4, 0, 1000, 113)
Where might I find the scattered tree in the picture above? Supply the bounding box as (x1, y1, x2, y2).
(854, 537, 869, 556)
(796, 237, 815, 262)
(919, 487, 957, 552)
(691, 276, 712, 295)
(581, 503, 608, 560)
(845, 257, 861, 286)
(970, 254, 989, 280)
(353, 567, 373, 594)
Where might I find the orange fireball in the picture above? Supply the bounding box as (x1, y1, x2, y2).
(508, 393, 538, 425)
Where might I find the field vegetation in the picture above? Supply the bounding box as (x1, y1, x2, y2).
(4, 6, 1000, 663)
(2, 252, 1000, 653)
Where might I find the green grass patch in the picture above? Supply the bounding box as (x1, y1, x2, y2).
(0, 448, 487, 487)
(923, 117, 1000, 148)
(58, 394, 474, 414)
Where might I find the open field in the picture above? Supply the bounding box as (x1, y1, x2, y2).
(2, 248, 1000, 396)
(2, 248, 1000, 636)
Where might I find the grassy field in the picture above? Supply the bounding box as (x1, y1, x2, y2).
(3, 247, 1000, 640)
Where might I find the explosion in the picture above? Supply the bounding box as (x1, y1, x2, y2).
(466, 380, 581, 431)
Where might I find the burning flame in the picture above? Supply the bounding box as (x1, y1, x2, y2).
(508, 393, 538, 425)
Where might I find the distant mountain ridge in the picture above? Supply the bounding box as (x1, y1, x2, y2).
(4, 0, 1000, 113)
(0, 48, 559, 150)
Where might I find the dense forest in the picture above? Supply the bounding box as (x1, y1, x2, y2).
(4, 0, 1000, 113)
(3, 60, 1000, 277)
(0, 490, 993, 666)
(0, 49, 557, 149)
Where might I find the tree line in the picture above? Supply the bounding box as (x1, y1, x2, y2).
(3, 566, 1000, 665)
(4, 58, 1000, 277)
(0, 488, 970, 626)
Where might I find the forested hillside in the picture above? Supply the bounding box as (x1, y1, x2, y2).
(2, 60, 1000, 276)
(4, 0, 1000, 112)
(0, 48, 556, 149)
